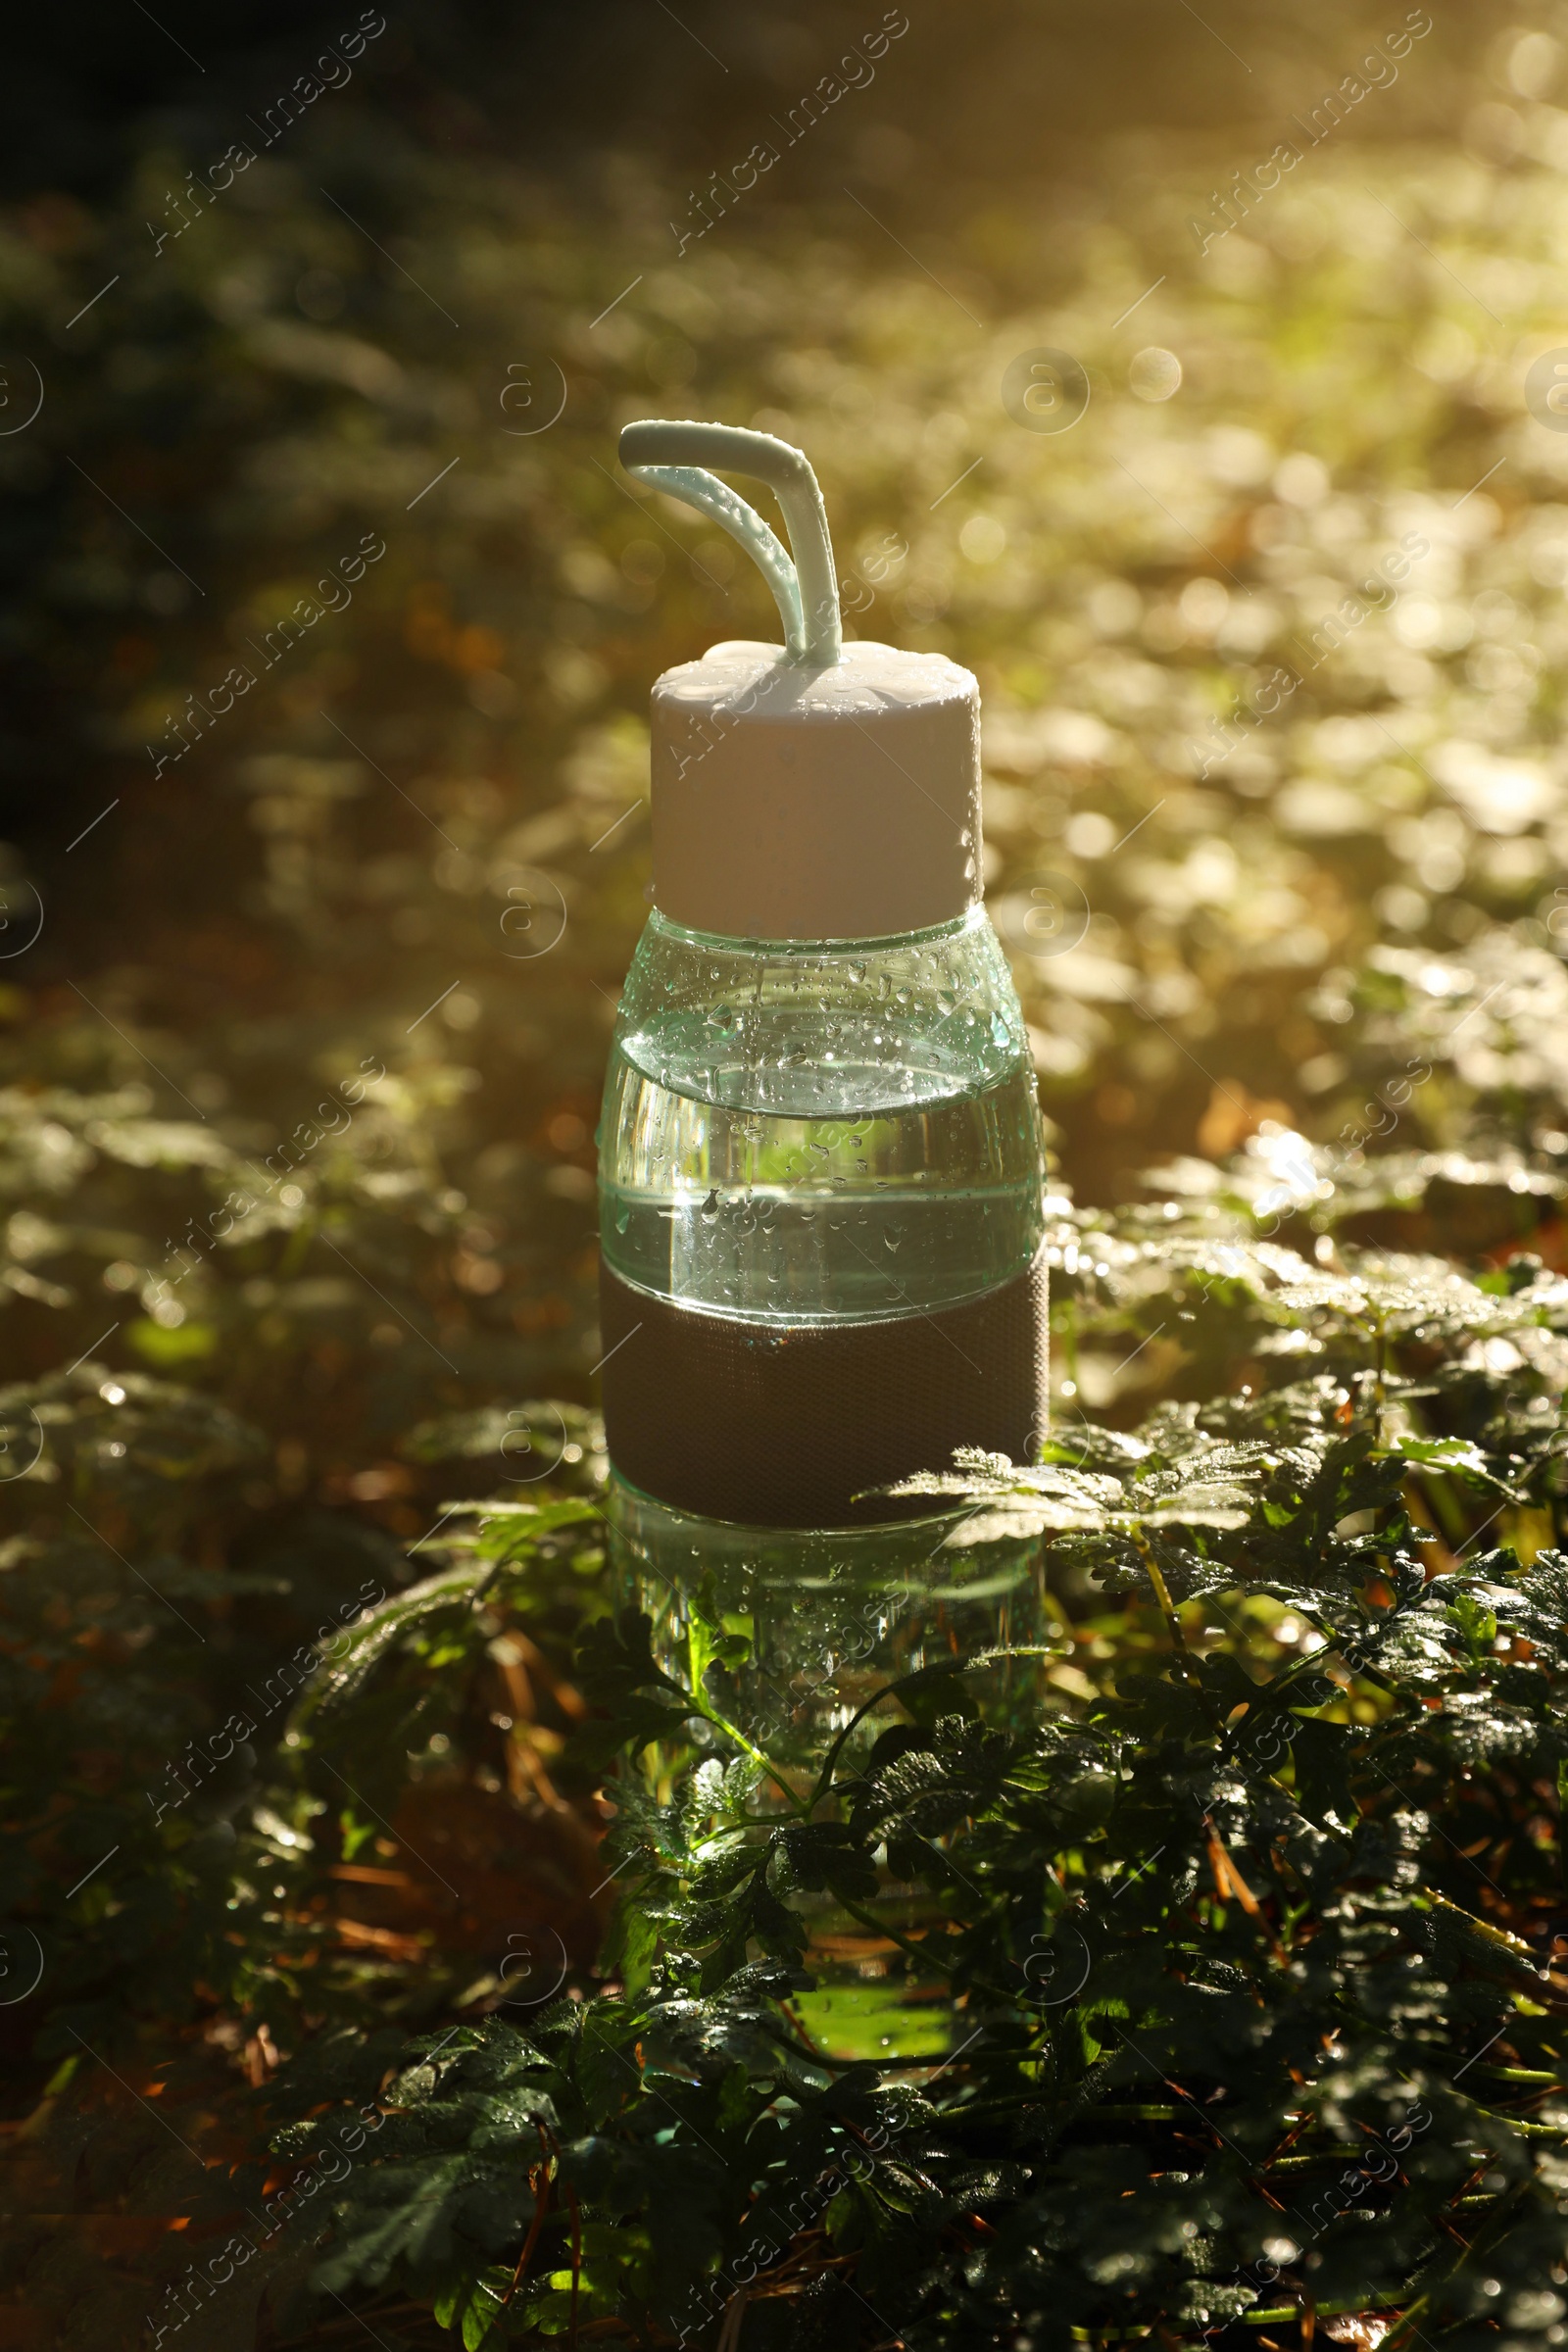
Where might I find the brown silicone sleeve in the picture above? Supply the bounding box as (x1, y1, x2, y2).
(599, 1250, 1049, 1529)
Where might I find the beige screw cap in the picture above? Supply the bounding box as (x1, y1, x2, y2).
(619, 419, 982, 944)
(651, 637, 980, 942)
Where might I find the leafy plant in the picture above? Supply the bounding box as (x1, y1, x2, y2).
(224, 1232, 1568, 2348)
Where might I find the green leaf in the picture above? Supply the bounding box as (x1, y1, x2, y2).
(1446, 1591, 1498, 1661)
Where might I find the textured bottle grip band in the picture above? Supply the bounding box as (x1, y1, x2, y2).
(600, 1250, 1050, 1530)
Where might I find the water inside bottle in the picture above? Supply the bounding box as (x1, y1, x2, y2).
(601, 1044, 1043, 1321)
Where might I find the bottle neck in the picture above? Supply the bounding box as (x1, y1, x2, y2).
(643, 901, 991, 959)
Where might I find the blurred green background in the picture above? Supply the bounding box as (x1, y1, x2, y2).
(8, 0, 1568, 2277)
(7, 0, 1568, 1440)
(9, 4, 1568, 2332)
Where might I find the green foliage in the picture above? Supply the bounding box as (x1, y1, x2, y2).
(11, 10, 1568, 2344)
(254, 1235, 1568, 2348)
(267, 1364, 1568, 2352)
(20, 1067, 1568, 2348)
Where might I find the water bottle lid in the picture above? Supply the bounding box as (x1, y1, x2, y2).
(650, 637, 980, 942)
(619, 419, 982, 944)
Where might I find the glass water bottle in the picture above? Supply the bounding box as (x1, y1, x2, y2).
(597, 420, 1052, 2053)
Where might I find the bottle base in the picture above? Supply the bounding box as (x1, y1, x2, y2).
(604, 1469, 1050, 2064)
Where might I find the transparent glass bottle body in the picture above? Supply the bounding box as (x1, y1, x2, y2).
(598, 906, 1050, 2059)
(600, 904, 1044, 1323)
